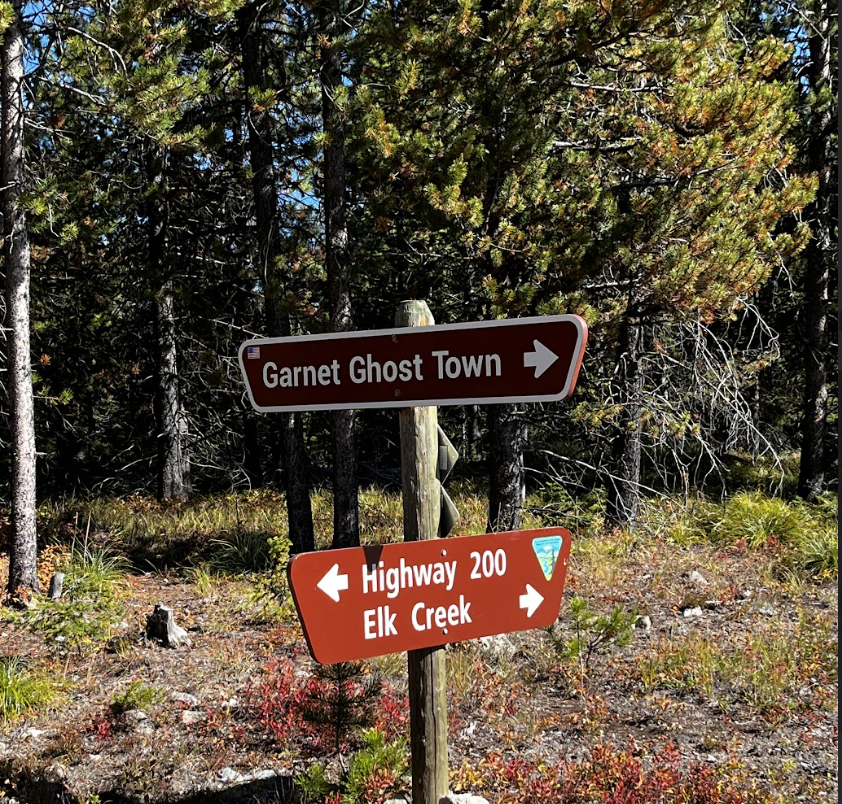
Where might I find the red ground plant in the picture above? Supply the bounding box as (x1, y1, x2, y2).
(456, 741, 777, 804)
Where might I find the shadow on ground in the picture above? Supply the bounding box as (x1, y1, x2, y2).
(1, 764, 296, 804)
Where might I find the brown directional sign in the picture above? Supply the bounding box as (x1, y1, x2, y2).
(287, 528, 572, 664)
(239, 315, 587, 412)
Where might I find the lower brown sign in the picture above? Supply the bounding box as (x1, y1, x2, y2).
(287, 528, 572, 664)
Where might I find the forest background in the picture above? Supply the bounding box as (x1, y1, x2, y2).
(0, 0, 837, 592)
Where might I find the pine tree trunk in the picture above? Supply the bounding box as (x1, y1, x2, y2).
(2, 0, 38, 597)
(798, 236, 829, 500)
(2, 0, 38, 598)
(320, 1, 359, 549)
(239, 2, 314, 552)
(243, 413, 263, 487)
(797, 1, 833, 500)
(154, 279, 190, 500)
(606, 315, 644, 528)
(464, 405, 483, 462)
(487, 404, 526, 532)
(148, 149, 190, 501)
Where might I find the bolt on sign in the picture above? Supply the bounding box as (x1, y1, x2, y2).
(287, 527, 572, 664)
(239, 315, 587, 412)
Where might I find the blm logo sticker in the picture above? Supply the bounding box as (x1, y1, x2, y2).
(532, 535, 563, 580)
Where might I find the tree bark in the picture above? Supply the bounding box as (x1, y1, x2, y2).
(320, 0, 359, 549)
(606, 315, 644, 528)
(242, 412, 263, 487)
(148, 148, 191, 501)
(2, 0, 38, 597)
(797, 0, 834, 500)
(239, 1, 314, 552)
(487, 404, 527, 532)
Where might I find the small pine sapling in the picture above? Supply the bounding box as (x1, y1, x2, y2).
(299, 661, 382, 755)
(550, 596, 637, 684)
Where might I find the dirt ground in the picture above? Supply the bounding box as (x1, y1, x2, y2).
(0, 533, 837, 804)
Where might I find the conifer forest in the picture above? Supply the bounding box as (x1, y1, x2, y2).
(0, 0, 837, 803)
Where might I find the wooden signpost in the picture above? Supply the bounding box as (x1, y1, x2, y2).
(240, 302, 588, 804)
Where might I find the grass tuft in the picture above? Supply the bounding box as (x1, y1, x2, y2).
(0, 657, 59, 721)
(712, 491, 812, 547)
(23, 544, 126, 650)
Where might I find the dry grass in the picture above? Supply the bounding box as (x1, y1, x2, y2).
(0, 485, 836, 803)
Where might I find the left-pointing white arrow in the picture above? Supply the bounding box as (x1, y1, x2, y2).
(519, 584, 544, 617)
(523, 339, 559, 378)
(317, 563, 349, 602)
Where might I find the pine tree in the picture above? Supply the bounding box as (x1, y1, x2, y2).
(352, 0, 813, 527)
(2, 0, 38, 598)
(316, 0, 361, 549)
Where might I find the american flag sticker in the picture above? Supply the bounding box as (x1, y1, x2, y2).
(247, 346, 261, 360)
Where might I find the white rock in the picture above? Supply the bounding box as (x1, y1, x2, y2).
(440, 794, 490, 804)
(682, 607, 703, 618)
(685, 570, 709, 586)
(219, 767, 246, 784)
(124, 709, 149, 722)
(47, 762, 66, 781)
(25, 728, 47, 739)
(478, 634, 516, 661)
(172, 691, 199, 706)
(634, 615, 652, 631)
(460, 721, 477, 739)
(181, 710, 205, 725)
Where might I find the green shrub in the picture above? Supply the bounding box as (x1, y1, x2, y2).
(788, 521, 838, 580)
(635, 494, 721, 545)
(110, 681, 161, 715)
(0, 657, 59, 721)
(23, 545, 126, 650)
(295, 728, 409, 804)
(342, 728, 409, 804)
(239, 534, 295, 620)
(726, 452, 801, 494)
(712, 491, 814, 547)
(209, 529, 274, 574)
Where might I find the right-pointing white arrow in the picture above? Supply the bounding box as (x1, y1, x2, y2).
(519, 584, 544, 617)
(317, 563, 349, 602)
(523, 340, 559, 378)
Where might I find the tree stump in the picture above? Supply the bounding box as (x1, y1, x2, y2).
(145, 603, 192, 648)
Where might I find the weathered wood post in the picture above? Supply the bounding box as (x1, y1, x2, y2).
(396, 300, 449, 804)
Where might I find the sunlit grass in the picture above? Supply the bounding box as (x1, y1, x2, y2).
(636, 609, 838, 716)
(37, 486, 837, 585)
(0, 657, 61, 722)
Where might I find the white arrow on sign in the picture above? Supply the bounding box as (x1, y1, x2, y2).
(523, 340, 559, 378)
(519, 584, 544, 617)
(317, 563, 349, 602)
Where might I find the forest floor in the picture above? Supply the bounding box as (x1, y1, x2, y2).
(0, 485, 837, 804)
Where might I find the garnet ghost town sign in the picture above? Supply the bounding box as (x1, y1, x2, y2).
(238, 315, 587, 412)
(287, 528, 572, 664)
